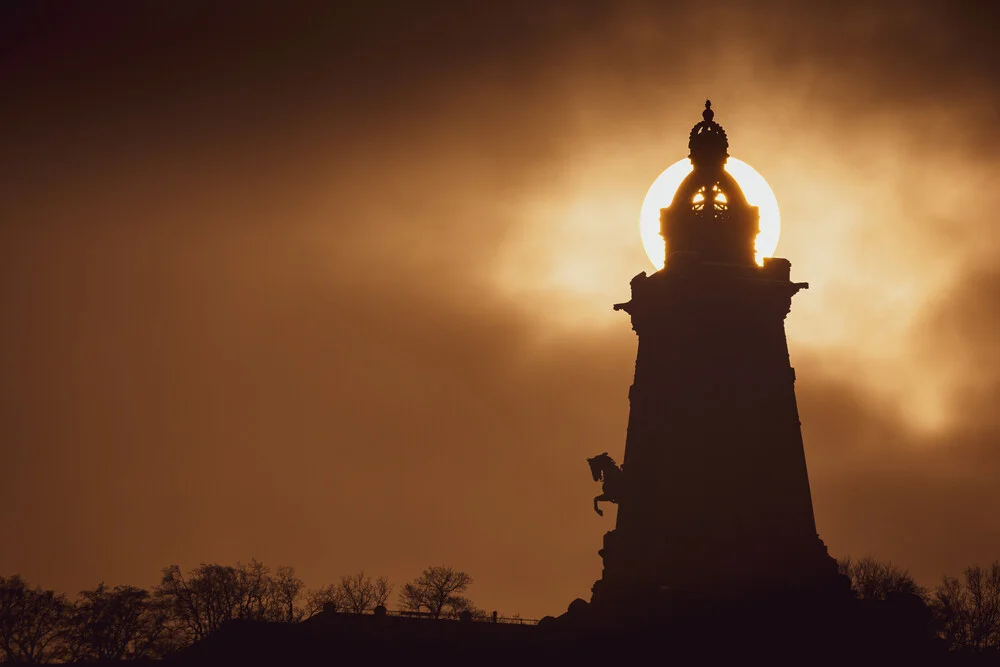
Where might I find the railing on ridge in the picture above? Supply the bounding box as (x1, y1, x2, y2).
(342, 609, 539, 625)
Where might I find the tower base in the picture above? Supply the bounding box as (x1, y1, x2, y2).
(591, 526, 850, 611)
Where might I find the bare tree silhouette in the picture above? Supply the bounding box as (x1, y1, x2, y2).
(933, 561, 1000, 653)
(156, 560, 304, 644)
(0, 575, 67, 664)
(338, 572, 393, 614)
(157, 564, 238, 643)
(233, 559, 280, 621)
(398, 566, 474, 619)
(838, 555, 926, 601)
(304, 584, 341, 618)
(62, 583, 173, 661)
(272, 566, 305, 623)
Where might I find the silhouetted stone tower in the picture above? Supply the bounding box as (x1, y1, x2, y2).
(596, 102, 841, 604)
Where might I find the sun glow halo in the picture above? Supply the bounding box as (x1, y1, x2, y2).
(639, 157, 781, 269)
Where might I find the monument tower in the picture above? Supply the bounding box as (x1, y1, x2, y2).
(591, 102, 841, 605)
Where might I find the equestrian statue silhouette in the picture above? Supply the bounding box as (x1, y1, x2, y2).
(587, 452, 623, 517)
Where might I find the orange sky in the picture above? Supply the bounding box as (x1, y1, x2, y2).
(2, 1, 999, 619)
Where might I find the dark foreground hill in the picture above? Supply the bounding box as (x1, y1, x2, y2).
(149, 592, 997, 667)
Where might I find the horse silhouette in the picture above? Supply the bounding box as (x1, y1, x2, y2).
(587, 452, 623, 517)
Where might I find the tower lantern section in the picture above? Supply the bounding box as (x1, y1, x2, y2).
(660, 100, 760, 268)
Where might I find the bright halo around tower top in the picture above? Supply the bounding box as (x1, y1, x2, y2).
(639, 157, 781, 269)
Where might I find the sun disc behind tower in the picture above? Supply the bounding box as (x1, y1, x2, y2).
(639, 157, 781, 269)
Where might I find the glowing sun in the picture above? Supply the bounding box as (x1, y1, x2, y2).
(639, 157, 780, 269)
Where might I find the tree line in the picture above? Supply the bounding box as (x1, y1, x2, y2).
(838, 556, 1000, 654)
(3, 556, 1000, 662)
(0, 562, 475, 664)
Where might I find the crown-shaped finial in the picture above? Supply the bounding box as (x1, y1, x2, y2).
(688, 100, 728, 167)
